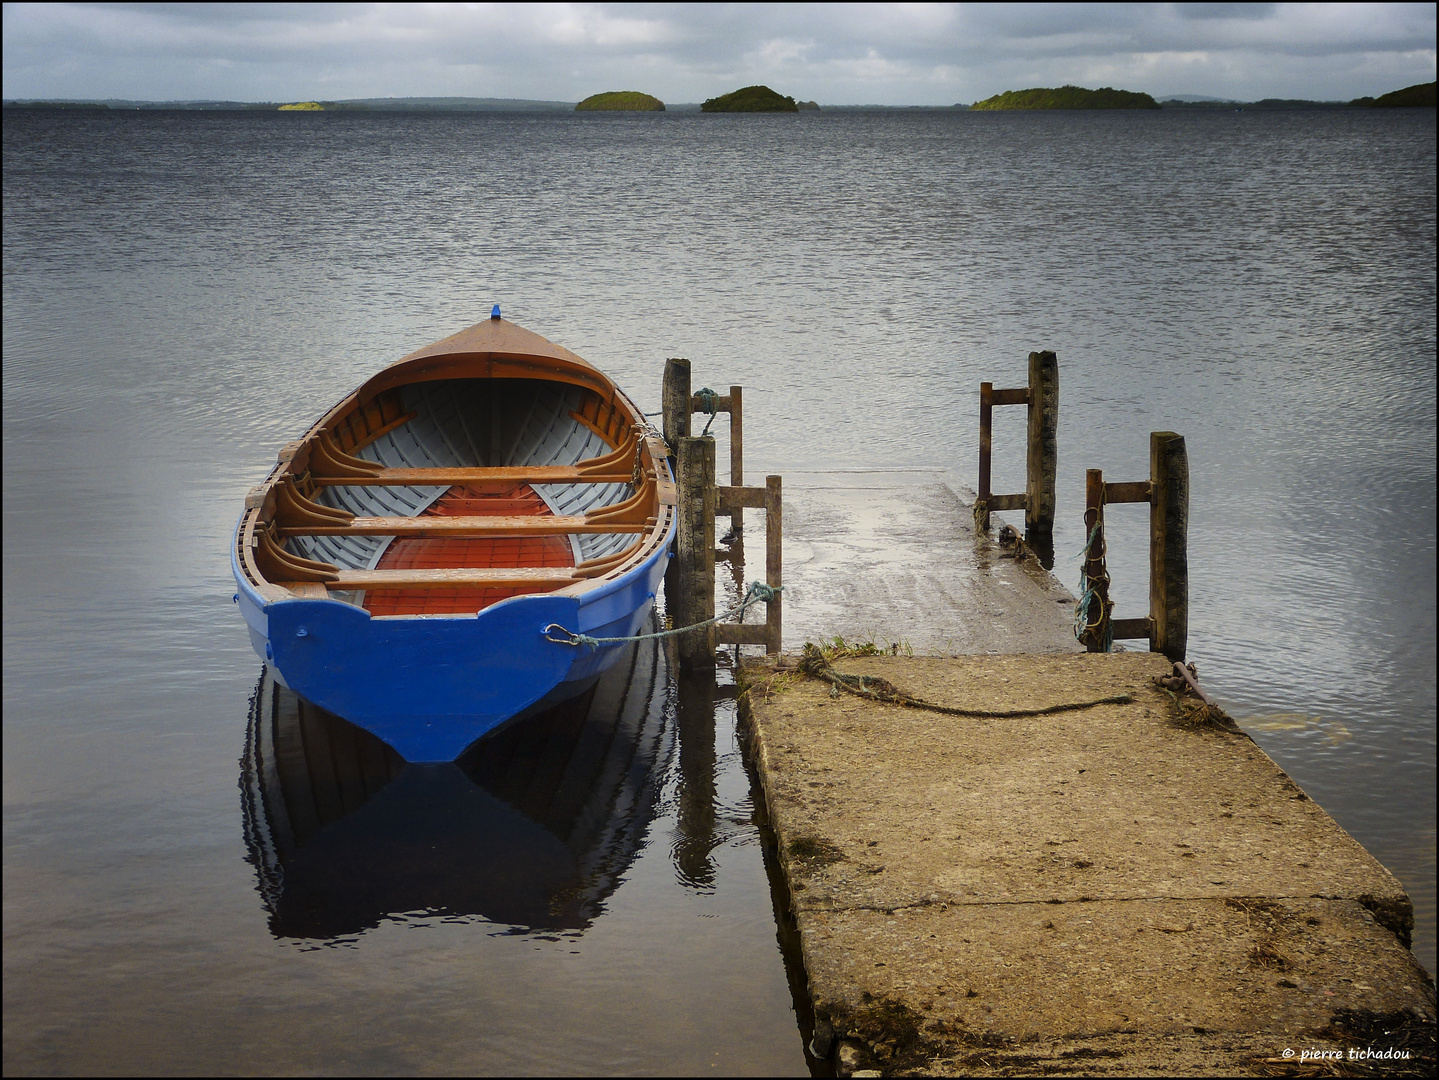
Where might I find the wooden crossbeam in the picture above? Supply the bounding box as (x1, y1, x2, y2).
(279, 515, 649, 537)
(1111, 617, 1153, 640)
(714, 623, 770, 646)
(989, 386, 1030, 407)
(716, 484, 768, 511)
(322, 567, 582, 590)
(1104, 480, 1153, 505)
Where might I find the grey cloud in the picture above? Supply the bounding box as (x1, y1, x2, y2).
(3, 2, 1434, 104)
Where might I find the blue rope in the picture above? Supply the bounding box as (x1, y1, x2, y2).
(544, 581, 781, 649)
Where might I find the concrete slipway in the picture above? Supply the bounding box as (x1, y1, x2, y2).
(732, 471, 1435, 1077)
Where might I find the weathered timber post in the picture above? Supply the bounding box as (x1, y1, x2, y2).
(1149, 432, 1189, 663)
(1025, 350, 1058, 537)
(676, 436, 716, 669)
(728, 385, 744, 532)
(1079, 468, 1113, 652)
(662, 357, 692, 609)
(975, 382, 994, 533)
(765, 475, 783, 654)
(662, 358, 692, 457)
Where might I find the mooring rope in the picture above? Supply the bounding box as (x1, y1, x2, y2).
(1073, 519, 1113, 652)
(796, 642, 1132, 717)
(544, 581, 781, 649)
(693, 387, 720, 435)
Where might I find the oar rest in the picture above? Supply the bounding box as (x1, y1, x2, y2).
(306, 427, 642, 486)
(273, 475, 356, 529)
(252, 522, 341, 584)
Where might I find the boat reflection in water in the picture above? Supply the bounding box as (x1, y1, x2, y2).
(240, 627, 672, 940)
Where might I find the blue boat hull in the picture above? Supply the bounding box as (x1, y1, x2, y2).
(232, 523, 672, 762)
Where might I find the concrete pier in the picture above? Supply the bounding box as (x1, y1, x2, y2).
(733, 474, 1435, 1076)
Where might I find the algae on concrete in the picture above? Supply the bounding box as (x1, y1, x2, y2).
(739, 651, 1435, 1076)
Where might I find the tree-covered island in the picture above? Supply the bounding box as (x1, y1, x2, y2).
(1351, 81, 1436, 107)
(701, 85, 799, 112)
(575, 91, 665, 111)
(970, 85, 1160, 110)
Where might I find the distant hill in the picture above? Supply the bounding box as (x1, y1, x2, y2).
(1351, 82, 1437, 108)
(3, 96, 575, 112)
(820, 104, 967, 111)
(1162, 97, 1348, 110)
(3, 100, 111, 110)
(970, 85, 1160, 110)
(576, 91, 664, 112)
(701, 85, 799, 113)
(336, 97, 574, 111)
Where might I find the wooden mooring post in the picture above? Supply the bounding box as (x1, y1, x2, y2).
(1080, 431, 1189, 662)
(975, 350, 1058, 540)
(675, 436, 717, 668)
(662, 359, 781, 668)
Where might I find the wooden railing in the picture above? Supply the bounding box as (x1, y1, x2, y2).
(662, 357, 781, 667)
(1078, 432, 1189, 662)
(975, 350, 1058, 539)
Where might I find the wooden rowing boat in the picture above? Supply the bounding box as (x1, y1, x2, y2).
(231, 311, 677, 761)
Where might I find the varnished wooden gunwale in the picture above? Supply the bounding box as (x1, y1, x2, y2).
(237, 320, 676, 604)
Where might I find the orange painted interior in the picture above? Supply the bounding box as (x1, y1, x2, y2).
(363, 483, 574, 616)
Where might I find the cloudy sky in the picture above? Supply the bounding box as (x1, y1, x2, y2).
(2, 2, 1434, 105)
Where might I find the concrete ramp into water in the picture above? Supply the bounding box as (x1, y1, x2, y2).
(735, 474, 1435, 1076)
(772, 470, 1077, 655)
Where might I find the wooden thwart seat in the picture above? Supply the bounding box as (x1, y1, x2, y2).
(281, 514, 651, 537)
(319, 567, 583, 590)
(306, 427, 640, 486)
(273, 536, 648, 594)
(273, 468, 660, 538)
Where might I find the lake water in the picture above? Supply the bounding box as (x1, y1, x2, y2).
(4, 106, 1434, 1075)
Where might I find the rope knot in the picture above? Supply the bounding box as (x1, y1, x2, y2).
(694, 388, 720, 435)
(744, 581, 781, 604)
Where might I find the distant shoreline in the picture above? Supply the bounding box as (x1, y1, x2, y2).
(4, 91, 1434, 113)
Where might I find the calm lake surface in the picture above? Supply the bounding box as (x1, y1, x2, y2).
(4, 106, 1434, 1075)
